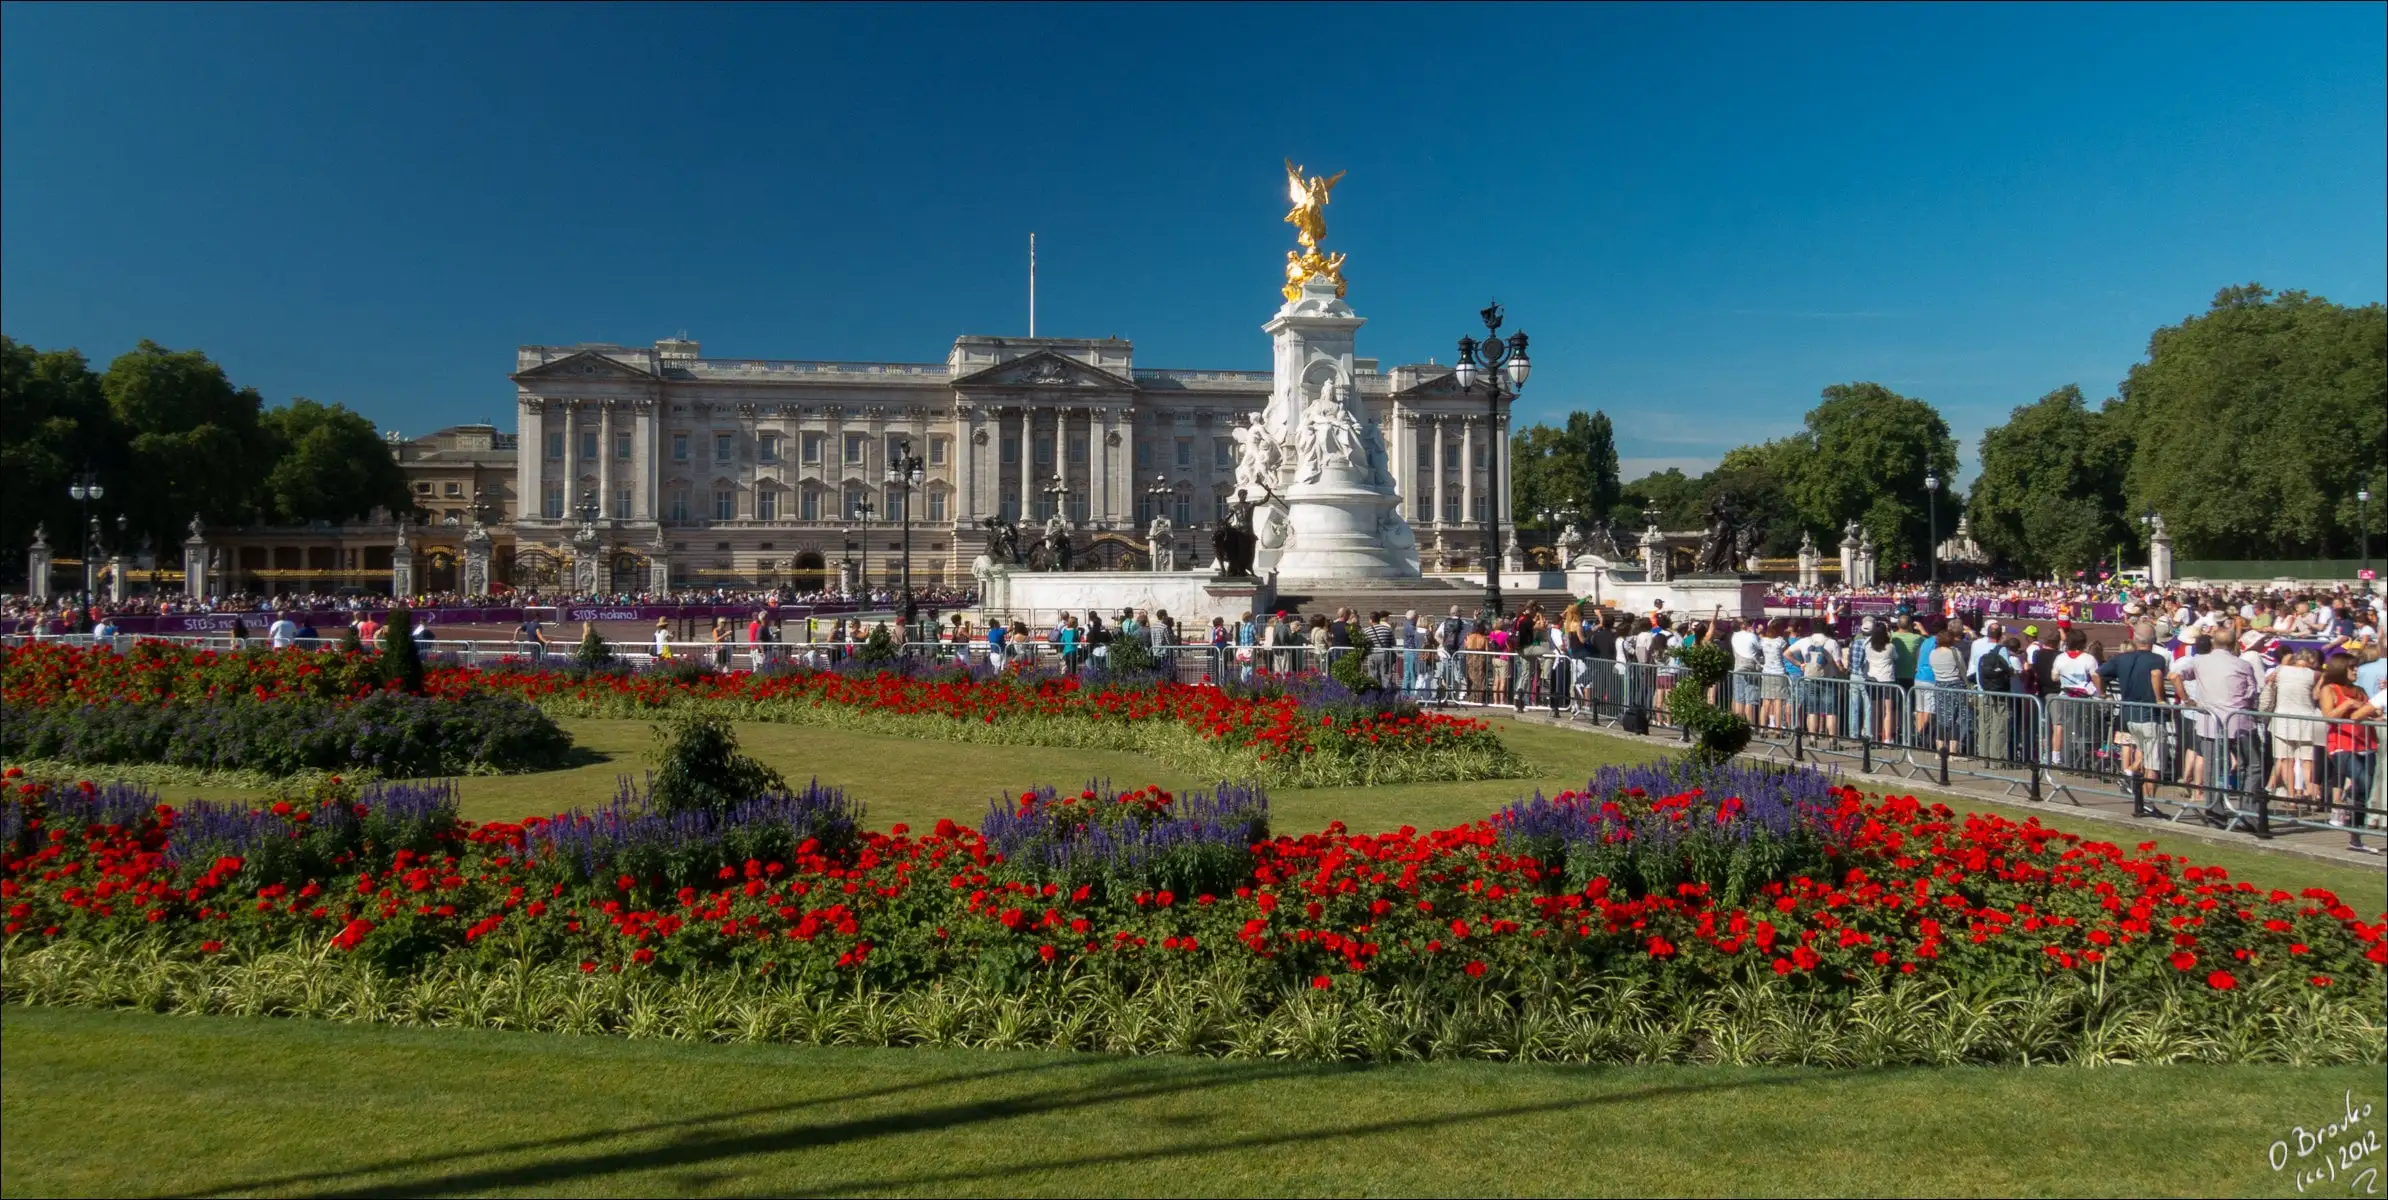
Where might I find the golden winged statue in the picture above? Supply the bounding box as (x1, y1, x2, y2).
(1283, 159, 1343, 251)
(1281, 159, 1349, 301)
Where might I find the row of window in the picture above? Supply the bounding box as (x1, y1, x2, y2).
(1415, 441, 1492, 469)
(1412, 494, 1493, 522)
(411, 481, 470, 497)
(544, 430, 955, 469)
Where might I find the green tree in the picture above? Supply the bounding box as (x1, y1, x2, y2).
(101, 341, 270, 548)
(0, 337, 113, 571)
(2112, 284, 2386, 558)
(1508, 423, 1578, 525)
(1618, 467, 1704, 531)
(1575, 410, 1622, 523)
(1966, 385, 2132, 577)
(258, 398, 412, 524)
(1784, 382, 1959, 574)
(1709, 438, 1808, 556)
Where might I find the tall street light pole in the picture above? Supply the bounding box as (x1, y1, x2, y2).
(68, 468, 105, 613)
(852, 498, 876, 598)
(1452, 302, 1531, 617)
(886, 440, 926, 623)
(1924, 471, 1941, 588)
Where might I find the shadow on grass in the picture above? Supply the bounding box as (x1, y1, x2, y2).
(184, 1051, 1857, 1198)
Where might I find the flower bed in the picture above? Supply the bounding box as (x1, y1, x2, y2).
(4, 763, 2379, 1064)
(0, 691, 573, 777)
(2, 643, 1525, 788)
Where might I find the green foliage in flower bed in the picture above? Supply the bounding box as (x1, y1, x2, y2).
(1666, 641, 1751, 765)
(0, 690, 572, 777)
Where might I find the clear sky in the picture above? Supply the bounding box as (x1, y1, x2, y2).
(4, 2, 2382, 482)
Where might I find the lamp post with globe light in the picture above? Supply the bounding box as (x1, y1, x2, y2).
(1451, 303, 1531, 616)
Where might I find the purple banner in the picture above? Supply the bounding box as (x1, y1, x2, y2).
(0, 601, 868, 638)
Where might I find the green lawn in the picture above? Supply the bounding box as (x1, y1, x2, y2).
(2, 1005, 2379, 1198)
(140, 715, 2388, 914)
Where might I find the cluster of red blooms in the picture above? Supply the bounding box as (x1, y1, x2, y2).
(6, 772, 2380, 1002)
(2, 641, 1496, 766)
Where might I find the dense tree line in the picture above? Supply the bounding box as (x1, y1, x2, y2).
(0, 335, 412, 568)
(1512, 283, 2384, 578)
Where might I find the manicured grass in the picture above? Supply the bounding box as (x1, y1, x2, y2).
(2, 1005, 2379, 1198)
(137, 716, 2388, 914)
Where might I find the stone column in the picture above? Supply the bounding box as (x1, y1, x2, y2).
(571, 527, 601, 595)
(1642, 526, 1669, 583)
(2149, 516, 2175, 587)
(647, 535, 670, 595)
(391, 519, 419, 599)
(1838, 524, 1859, 585)
(518, 400, 545, 528)
(1494, 407, 1513, 532)
(1460, 418, 1476, 532)
(1016, 408, 1034, 523)
(181, 519, 207, 601)
(562, 403, 580, 514)
(597, 402, 614, 521)
(1432, 419, 1447, 530)
(462, 527, 492, 598)
(107, 554, 128, 603)
(1797, 533, 1821, 587)
(27, 526, 53, 603)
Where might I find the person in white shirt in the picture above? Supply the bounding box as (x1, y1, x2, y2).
(267, 613, 299, 650)
(1967, 620, 2003, 684)
(1729, 621, 1762, 722)
(1794, 626, 1843, 737)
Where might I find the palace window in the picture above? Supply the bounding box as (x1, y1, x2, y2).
(715, 433, 735, 464)
(1134, 440, 1151, 470)
(714, 489, 736, 521)
(928, 435, 948, 466)
(802, 433, 823, 464)
(757, 490, 779, 521)
(1175, 438, 1193, 469)
(846, 489, 870, 520)
(758, 433, 780, 464)
(1444, 497, 1461, 523)
(1214, 492, 1230, 522)
(546, 432, 564, 460)
(1067, 435, 1086, 465)
(670, 490, 690, 523)
(614, 432, 631, 460)
(1033, 436, 1053, 466)
(1173, 491, 1191, 526)
(1472, 494, 1488, 522)
(1444, 443, 1460, 469)
(1069, 491, 1087, 524)
(927, 489, 947, 522)
(414, 481, 432, 495)
(800, 488, 821, 521)
(544, 485, 564, 520)
(1213, 438, 1232, 469)
(614, 489, 631, 520)
(1001, 436, 1019, 465)
(580, 430, 598, 461)
(1415, 493, 1431, 522)
(845, 433, 867, 465)
(443, 481, 462, 497)
(672, 433, 690, 462)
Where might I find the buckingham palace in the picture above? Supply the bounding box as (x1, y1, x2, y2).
(487, 330, 1517, 593)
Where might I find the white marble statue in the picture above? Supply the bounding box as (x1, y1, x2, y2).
(1555, 522, 1586, 567)
(1147, 515, 1175, 571)
(1294, 382, 1366, 484)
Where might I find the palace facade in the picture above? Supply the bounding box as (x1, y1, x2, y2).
(495, 332, 1519, 593)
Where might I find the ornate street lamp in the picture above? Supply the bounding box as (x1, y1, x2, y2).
(1451, 302, 1530, 615)
(1923, 472, 1941, 587)
(1145, 474, 1173, 521)
(885, 439, 926, 623)
(67, 468, 105, 610)
(851, 499, 876, 595)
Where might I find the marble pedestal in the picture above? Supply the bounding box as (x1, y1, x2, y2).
(983, 568, 1276, 627)
(1592, 573, 1767, 620)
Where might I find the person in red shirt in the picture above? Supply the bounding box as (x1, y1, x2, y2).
(355, 614, 381, 647)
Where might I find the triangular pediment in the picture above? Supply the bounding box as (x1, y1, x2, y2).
(1391, 369, 1464, 399)
(952, 349, 1133, 391)
(513, 349, 658, 383)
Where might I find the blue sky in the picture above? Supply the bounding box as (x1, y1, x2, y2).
(4, 2, 2382, 481)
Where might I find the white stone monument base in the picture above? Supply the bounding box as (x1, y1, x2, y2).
(983, 569, 1274, 627)
(1272, 483, 1417, 584)
(1584, 573, 1767, 620)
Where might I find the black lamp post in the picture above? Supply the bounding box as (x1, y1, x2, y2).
(1451, 302, 1531, 616)
(1923, 471, 1941, 587)
(851, 499, 876, 595)
(68, 468, 105, 610)
(2361, 487, 2374, 589)
(1145, 473, 1172, 520)
(885, 439, 925, 622)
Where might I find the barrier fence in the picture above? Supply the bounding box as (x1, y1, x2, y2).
(8, 632, 2381, 846)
